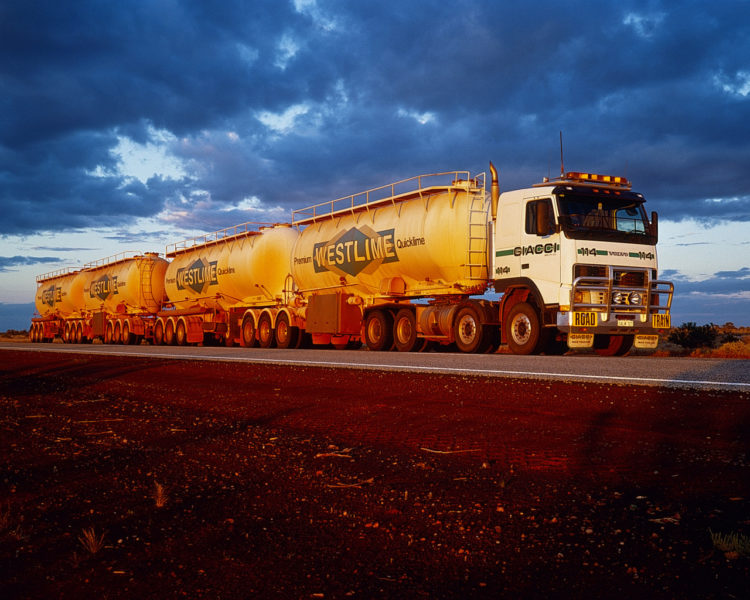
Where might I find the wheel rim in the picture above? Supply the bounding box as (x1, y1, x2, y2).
(242, 319, 255, 346)
(511, 313, 532, 346)
(367, 318, 383, 344)
(456, 314, 477, 346)
(258, 319, 272, 344)
(396, 317, 412, 345)
(277, 320, 289, 344)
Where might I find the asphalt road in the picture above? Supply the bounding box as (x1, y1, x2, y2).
(2, 341, 748, 391)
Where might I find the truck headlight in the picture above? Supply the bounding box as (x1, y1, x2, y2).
(629, 292, 642, 305)
(612, 291, 625, 304)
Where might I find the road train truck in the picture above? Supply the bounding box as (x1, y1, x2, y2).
(30, 164, 673, 355)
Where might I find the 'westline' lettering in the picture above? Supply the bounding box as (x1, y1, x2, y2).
(176, 261, 218, 290)
(314, 233, 396, 271)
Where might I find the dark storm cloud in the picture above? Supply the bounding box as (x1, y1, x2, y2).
(0, 255, 61, 272)
(1, 0, 749, 235)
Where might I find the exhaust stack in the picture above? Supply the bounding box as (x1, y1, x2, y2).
(489, 161, 499, 220)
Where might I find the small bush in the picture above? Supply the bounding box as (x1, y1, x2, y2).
(668, 322, 718, 349)
(78, 527, 106, 555)
(709, 340, 750, 359)
(153, 481, 168, 508)
(710, 529, 750, 558)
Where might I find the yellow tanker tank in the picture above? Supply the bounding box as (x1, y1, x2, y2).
(34, 268, 85, 318)
(81, 252, 168, 315)
(291, 171, 490, 299)
(164, 223, 299, 311)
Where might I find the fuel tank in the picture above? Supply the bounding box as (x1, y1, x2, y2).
(291, 174, 490, 298)
(163, 223, 299, 311)
(34, 268, 85, 318)
(81, 252, 168, 315)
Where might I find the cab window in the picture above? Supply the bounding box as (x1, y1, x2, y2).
(525, 199, 555, 236)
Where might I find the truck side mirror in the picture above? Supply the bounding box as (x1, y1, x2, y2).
(536, 201, 551, 236)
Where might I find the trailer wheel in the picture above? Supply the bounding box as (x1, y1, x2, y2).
(75, 323, 83, 344)
(275, 313, 299, 349)
(394, 308, 419, 352)
(240, 315, 257, 348)
(594, 334, 634, 357)
(122, 321, 132, 345)
(176, 321, 187, 346)
(153, 321, 165, 345)
(506, 302, 544, 355)
(454, 304, 485, 353)
(364, 309, 393, 351)
(258, 313, 276, 348)
(164, 321, 175, 346)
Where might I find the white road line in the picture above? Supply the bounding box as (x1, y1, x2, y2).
(4, 345, 749, 389)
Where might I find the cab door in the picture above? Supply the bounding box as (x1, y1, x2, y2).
(517, 196, 561, 305)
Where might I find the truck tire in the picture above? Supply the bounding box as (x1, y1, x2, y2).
(258, 313, 276, 348)
(394, 308, 419, 352)
(454, 304, 486, 353)
(506, 302, 544, 355)
(153, 321, 165, 346)
(365, 309, 393, 351)
(240, 315, 257, 348)
(176, 321, 187, 346)
(594, 334, 634, 356)
(122, 321, 132, 346)
(275, 313, 299, 349)
(165, 321, 175, 346)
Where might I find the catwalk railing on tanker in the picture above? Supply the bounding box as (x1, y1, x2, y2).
(292, 170, 486, 226)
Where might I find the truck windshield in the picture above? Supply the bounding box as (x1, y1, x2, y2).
(556, 192, 655, 244)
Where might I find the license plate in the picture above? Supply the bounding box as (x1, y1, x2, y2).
(635, 334, 660, 349)
(567, 333, 594, 348)
(617, 319, 635, 327)
(572, 311, 597, 327)
(652, 313, 671, 329)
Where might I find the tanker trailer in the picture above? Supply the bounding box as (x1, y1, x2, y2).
(30, 268, 86, 343)
(160, 222, 299, 347)
(290, 171, 495, 352)
(81, 252, 168, 344)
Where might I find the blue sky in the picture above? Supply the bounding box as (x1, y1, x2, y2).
(1, 0, 749, 331)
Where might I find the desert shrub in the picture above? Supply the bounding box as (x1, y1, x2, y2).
(710, 529, 750, 557)
(720, 331, 741, 344)
(709, 341, 750, 359)
(668, 322, 718, 349)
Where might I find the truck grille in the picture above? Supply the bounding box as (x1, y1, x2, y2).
(572, 265, 672, 315)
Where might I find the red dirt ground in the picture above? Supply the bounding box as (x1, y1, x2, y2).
(1, 350, 749, 599)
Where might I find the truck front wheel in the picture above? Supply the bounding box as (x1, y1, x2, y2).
(506, 302, 544, 355)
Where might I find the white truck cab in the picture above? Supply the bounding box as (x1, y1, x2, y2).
(493, 170, 673, 355)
